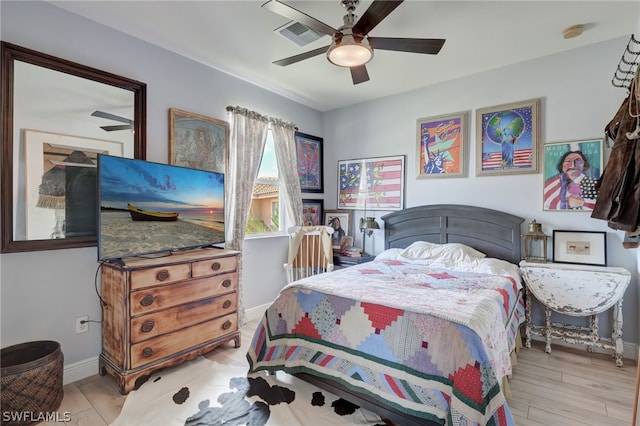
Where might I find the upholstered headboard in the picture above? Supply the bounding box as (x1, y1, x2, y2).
(382, 204, 525, 264)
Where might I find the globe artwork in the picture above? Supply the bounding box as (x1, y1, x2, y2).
(483, 110, 527, 168)
(486, 111, 525, 144)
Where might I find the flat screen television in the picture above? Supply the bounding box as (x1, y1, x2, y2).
(97, 154, 225, 261)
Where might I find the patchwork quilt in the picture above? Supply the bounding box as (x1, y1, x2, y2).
(247, 256, 524, 426)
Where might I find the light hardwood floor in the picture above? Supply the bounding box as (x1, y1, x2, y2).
(42, 319, 636, 426)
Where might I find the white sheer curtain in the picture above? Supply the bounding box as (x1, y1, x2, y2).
(225, 106, 301, 325)
(226, 107, 268, 325)
(271, 120, 304, 226)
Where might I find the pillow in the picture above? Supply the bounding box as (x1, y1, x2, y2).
(374, 248, 405, 261)
(444, 243, 486, 259)
(400, 241, 486, 264)
(400, 241, 440, 259)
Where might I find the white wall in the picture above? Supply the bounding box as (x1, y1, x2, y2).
(322, 36, 639, 352)
(0, 1, 320, 370)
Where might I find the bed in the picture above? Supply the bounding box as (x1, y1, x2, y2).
(247, 204, 525, 425)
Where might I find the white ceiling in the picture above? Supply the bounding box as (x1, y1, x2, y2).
(47, 1, 639, 112)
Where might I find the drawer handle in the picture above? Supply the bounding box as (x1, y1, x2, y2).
(156, 270, 170, 281)
(223, 300, 232, 309)
(140, 295, 155, 306)
(222, 320, 232, 330)
(211, 262, 221, 271)
(140, 320, 155, 333)
(222, 279, 231, 288)
(142, 347, 153, 358)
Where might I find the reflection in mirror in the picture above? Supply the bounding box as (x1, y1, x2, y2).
(1, 42, 146, 253)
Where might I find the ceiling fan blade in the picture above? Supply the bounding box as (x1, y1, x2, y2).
(91, 110, 133, 124)
(350, 65, 370, 85)
(352, 0, 403, 36)
(368, 37, 445, 55)
(273, 45, 330, 66)
(262, 0, 335, 36)
(100, 125, 133, 132)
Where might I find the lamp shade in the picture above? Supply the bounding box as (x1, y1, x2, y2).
(359, 216, 378, 256)
(361, 217, 380, 230)
(327, 34, 373, 68)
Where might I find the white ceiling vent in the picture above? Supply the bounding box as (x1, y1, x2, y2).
(275, 21, 326, 47)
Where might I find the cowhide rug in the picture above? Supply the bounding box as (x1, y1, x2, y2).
(110, 357, 385, 426)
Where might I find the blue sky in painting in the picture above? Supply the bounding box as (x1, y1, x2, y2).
(99, 154, 224, 212)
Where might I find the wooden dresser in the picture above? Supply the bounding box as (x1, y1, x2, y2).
(99, 248, 241, 394)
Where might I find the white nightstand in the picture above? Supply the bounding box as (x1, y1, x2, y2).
(519, 260, 631, 366)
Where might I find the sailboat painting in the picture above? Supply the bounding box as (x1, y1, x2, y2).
(416, 112, 466, 178)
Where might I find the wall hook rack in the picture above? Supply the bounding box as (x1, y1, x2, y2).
(612, 34, 640, 91)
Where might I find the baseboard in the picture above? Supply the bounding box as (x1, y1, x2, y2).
(63, 355, 99, 385)
(245, 303, 270, 322)
(530, 335, 638, 363)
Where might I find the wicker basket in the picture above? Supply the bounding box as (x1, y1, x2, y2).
(1, 341, 64, 426)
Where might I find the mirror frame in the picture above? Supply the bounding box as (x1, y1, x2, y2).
(1, 42, 147, 253)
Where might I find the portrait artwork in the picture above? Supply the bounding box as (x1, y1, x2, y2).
(543, 139, 603, 211)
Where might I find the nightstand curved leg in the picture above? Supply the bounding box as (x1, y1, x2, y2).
(524, 286, 532, 348)
(544, 307, 552, 353)
(588, 315, 598, 353)
(613, 299, 624, 367)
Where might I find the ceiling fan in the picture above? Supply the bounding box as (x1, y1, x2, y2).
(91, 110, 133, 132)
(263, 0, 445, 85)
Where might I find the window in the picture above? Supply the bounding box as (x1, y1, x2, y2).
(246, 131, 284, 235)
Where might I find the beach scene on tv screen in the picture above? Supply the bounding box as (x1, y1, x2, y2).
(98, 155, 225, 260)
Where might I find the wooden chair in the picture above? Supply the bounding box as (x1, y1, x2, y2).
(284, 226, 335, 283)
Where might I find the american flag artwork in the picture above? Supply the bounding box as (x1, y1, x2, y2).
(481, 148, 533, 168)
(338, 155, 405, 210)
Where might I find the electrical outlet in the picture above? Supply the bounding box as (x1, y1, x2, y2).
(76, 316, 89, 334)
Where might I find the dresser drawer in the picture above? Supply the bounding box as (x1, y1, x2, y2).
(130, 292, 238, 343)
(130, 313, 238, 368)
(192, 255, 237, 278)
(130, 272, 237, 316)
(130, 263, 191, 290)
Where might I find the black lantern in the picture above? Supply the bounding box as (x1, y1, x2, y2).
(523, 220, 548, 263)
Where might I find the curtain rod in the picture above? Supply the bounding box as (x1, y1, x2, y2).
(226, 105, 298, 131)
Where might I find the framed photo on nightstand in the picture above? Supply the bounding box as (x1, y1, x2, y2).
(324, 209, 352, 248)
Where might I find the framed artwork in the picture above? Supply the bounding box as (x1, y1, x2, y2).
(338, 155, 405, 211)
(416, 111, 466, 178)
(553, 230, 607, 266)
(169, 108, 229, 174)
(323, 209, 352, 247)
(475, 98, 540, 176)
(295, 132, 324, 193)
(542, 138, 603, 211)
(24, 130, 124, 240)
(302, 199, 324, 226)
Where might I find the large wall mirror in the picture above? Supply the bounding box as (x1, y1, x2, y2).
(1, 42, 147, 253)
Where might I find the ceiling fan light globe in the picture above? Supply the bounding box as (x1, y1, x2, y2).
(327, 37, 372, 68)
